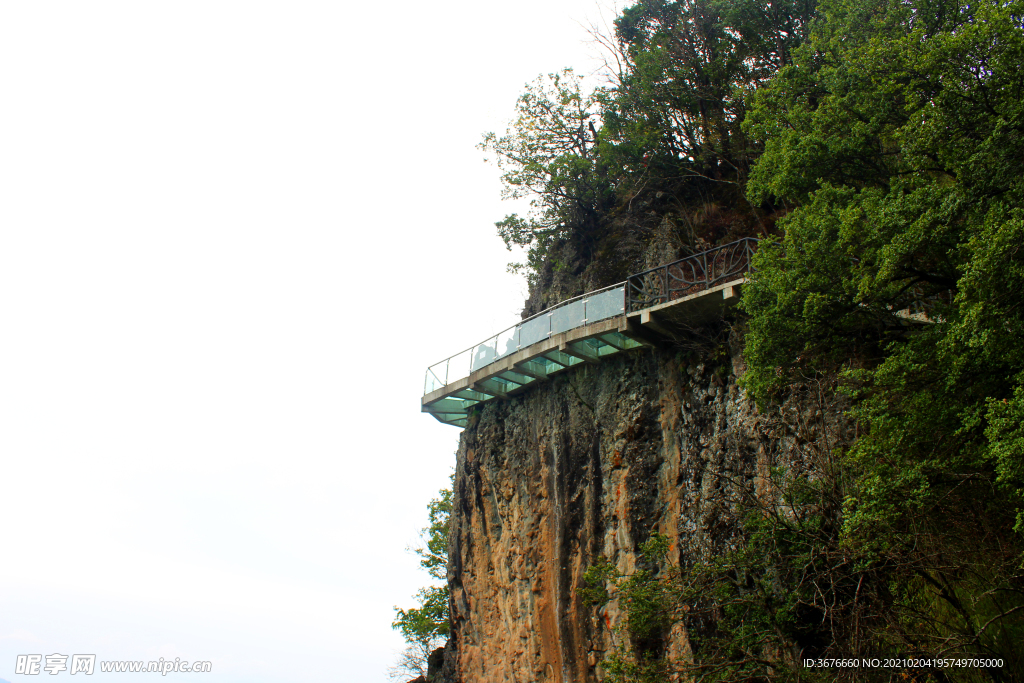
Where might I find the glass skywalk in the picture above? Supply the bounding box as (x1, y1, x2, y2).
(422, 239, 761, 427)
(422, 284, 642, 426)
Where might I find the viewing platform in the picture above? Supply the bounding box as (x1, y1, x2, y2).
(422, 239, 760, 427)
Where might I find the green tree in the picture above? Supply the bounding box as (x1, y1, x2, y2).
(390, 483, 452, 681)
(480, 69, 613, 277)
(602, 0, 816, 184)
(738, 0, 1024, 672)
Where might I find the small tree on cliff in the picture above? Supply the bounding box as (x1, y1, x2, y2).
(389, 481, 452, 681)
(479, 68, 612, 277)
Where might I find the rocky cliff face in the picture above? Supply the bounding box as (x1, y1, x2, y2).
(438, 339, 842, 683)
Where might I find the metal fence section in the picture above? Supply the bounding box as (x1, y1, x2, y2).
(424, 283, 626, 395)
(626, 238, 759, 313)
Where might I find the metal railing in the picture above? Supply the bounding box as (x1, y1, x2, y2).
(424, 282, 626, 395)
(626, 238, 759, 313)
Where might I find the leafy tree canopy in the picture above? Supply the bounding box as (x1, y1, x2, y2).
(742, 0, 1024, 525)
(737, 0, 1024, 672)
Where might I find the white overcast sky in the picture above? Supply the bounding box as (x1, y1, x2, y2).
(0, 2, 615, 682)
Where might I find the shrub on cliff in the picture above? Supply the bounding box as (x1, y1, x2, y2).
(390, 483, 452, 681)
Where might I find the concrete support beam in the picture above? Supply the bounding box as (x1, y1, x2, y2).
(559, 340, 598, 364)
(497, 370, 535, 385)
(540, 351, 571, 368)
(617, 318, 656, 347)
(621, 317, 663, 347)
(597, 333, 626, 350)
(471, 382, 507, 399)
(512, 362, 548, 380)
(640, 309, 674, 338)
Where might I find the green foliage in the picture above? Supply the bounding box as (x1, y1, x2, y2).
(391, 479, 452, 679)
(603, 0, 817, 183)
(582, 535, 682, 683)
(588, 471, 1024, 682)
(416, 484, 452, 583)
(741, 0, 1024, 526)
(393, 584, 450, 644)
(733, 0, 1024, 675)
(480, 69, 611, 275)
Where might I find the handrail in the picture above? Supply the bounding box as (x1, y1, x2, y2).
(424, 281, 627, 395)
(626, 238, 759, 313)
(517, 281, 627, 328)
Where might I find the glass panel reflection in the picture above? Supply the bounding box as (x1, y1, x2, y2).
(544, 350, 580, 367)
(519, 315, 550, 347)
(585, 287, 625, 322)
(471, 336, 498, 372)
(495, 326, 519, 360)
(551, 299, 585, 334)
